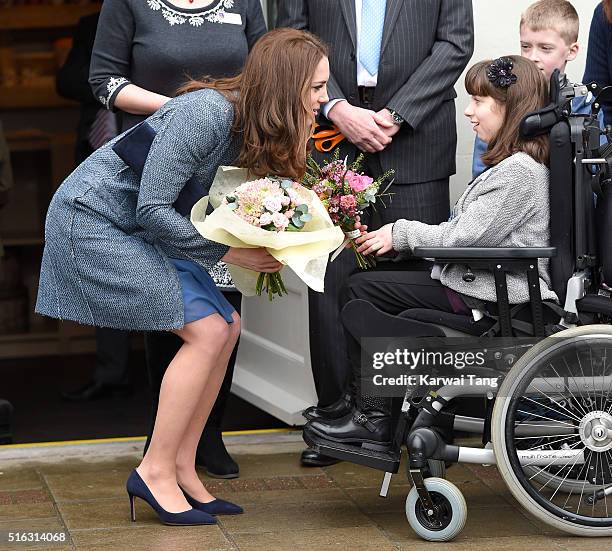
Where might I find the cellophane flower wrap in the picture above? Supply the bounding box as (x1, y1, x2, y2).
(301, 150, 393, 269)
(191, 167, 344, 299)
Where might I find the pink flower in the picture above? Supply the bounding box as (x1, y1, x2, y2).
(259, 212, 273, 226)
(340, 194, 357, 212)
(272, 212, 289, 231)
(313, 179, 330, 195)
(346, 172, 373, 192)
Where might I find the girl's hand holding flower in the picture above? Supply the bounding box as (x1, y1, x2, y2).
(346, 217, 368, 248)
(356, 223, 394, 256)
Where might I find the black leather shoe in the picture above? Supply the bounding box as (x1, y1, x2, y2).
(61, 381, 133, 402)
(300, 448, 341, 467)
(195, 428, 239, 479)
(302, 392, 354, 422)
(306, 409, 391, 451)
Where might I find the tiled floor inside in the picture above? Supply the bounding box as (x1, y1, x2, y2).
(0, 432, 611, 550)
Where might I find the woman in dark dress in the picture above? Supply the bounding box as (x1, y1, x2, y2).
(89, 0, 267, 478)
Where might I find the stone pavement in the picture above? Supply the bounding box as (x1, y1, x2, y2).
(0, 431, 609, 550)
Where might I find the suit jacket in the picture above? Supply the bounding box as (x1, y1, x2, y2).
(277, 0, 474, 184)
(56, 13, 101, 163)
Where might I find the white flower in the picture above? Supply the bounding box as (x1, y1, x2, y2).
(259, 212, 273, 226)
(189, 16, 204, 27)
(272, 212, 289, 231)
(147, 0, 161, 10)
(263, 196, 283, 213)
(223, 0, 235, 8)
(163, 10, 186, 25)
(287, 189, 300, 205)
(206, 13, 223, 23)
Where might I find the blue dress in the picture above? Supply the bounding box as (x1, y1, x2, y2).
(169, 258, 235, 324)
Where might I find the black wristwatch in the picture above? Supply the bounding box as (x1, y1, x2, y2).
(386, 108, 404, 126)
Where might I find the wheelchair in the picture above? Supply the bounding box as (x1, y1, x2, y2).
(303, 74, 612, 541)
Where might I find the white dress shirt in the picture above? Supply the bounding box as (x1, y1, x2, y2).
(322, 0, 384, 117)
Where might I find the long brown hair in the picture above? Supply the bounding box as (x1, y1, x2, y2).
(604, 0, 612, 23)
(465, 55, 550, 167)
(177, 28, 328, 180)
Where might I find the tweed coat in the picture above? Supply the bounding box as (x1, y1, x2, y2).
(35, 89, 240, 331)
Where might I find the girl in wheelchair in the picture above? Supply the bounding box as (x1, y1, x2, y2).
(306, 56, 559, 451)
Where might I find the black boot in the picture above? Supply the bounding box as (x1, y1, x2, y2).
(195, 427, 239, 479)
(306, 408, 391, 451)
(300, 448, 341, 467)
(302, 391, 354, 422)
(61, 380, 133, 401)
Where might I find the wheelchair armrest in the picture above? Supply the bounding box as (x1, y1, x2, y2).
(412, 247, 557, 260)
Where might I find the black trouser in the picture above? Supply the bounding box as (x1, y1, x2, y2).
(143, 291, 241, 452)
(343, 266, 457, 415)
(92, 327, 131, 386)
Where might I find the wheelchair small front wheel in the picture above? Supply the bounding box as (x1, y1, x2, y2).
(405, 477, 467, 541)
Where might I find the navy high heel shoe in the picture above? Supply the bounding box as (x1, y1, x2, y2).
(181, 487, 244, 515)
(126, 470, 217, 525)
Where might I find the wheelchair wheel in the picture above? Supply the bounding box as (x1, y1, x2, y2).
(405, 478, 467, 541)
(523, 465, 597, 494)
(492, 325, 612, 536)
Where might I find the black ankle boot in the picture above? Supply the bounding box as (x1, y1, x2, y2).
(305, 408, 391, 451)
(302, 391, 354, 421)
(195, 427, 239, 479)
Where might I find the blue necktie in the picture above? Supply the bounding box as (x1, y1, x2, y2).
(359, 0, 387, 76)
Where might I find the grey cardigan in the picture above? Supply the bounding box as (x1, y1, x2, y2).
(35, 90, 240, 330)
(392, 152, 558, 304)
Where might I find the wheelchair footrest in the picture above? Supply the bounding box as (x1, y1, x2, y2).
(303, 428, 401, 473)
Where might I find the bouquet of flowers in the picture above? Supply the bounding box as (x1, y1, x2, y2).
(224, 177, 313, 299)
(301, 150, 393, 269)
(191, 167, 344, 300)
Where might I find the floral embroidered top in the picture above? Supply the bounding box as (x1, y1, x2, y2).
(89, 0, 266, 131)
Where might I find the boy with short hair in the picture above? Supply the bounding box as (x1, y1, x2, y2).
(519, 0, 579, 78)
(472, 0, 601, 177)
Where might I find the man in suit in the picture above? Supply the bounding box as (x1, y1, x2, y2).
(277, 0, 474, 465)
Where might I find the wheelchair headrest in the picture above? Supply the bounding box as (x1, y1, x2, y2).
(519, 70, 566, 139)
(549, 68, 562, 104)
(518, 70, 605, 140)
(520, 103, 562, 139)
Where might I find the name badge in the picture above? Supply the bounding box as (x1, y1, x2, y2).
(220, 11, 242, 25)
